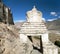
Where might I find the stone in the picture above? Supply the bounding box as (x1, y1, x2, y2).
(31, 50, 41, 54)
(19, 34, 28, 43)
(0, 1, 14, 25)
(43, 43, 58, 54)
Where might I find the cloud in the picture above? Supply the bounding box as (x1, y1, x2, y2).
(50, 12, 57, 16)
(50, 12, 56, 15)
(47, 18, 57, 21)
(14, 20, 25, 23)
(58, 16, 60, 18)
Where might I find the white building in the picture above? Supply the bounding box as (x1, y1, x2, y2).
(19, 6, 58, 54)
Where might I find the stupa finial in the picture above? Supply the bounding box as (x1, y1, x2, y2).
(33, 5, 36, 8)
(32, 5, 37, 11)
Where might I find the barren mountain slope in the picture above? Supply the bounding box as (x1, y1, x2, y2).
(0, 23, 41, 54)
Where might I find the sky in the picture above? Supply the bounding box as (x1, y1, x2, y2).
(3, 0, 60, 22)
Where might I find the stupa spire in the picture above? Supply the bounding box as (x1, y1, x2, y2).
(32, 5, 37, 11)
(33, 5, 36, 8)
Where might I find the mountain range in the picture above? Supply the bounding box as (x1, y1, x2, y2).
(46, 18, 60, 31)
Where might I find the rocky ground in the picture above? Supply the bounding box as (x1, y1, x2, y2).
(0, 23, 41, 54)
(48, 30, 60, 54)
(0, 18, 60, 54)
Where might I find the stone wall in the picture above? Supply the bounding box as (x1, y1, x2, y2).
(0, 2, 14, 25)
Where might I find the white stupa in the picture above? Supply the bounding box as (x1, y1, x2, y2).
(20, 6, 48, 34)
(26, 6, 42, 22)
(19, 6, 58, 54)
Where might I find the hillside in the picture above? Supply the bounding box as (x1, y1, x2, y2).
(47, 18, 60, 31)
(0, 23, 19, 54)
(0, 23, 41, 54)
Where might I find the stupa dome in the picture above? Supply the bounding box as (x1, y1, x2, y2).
(26, 6, 42, 22)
